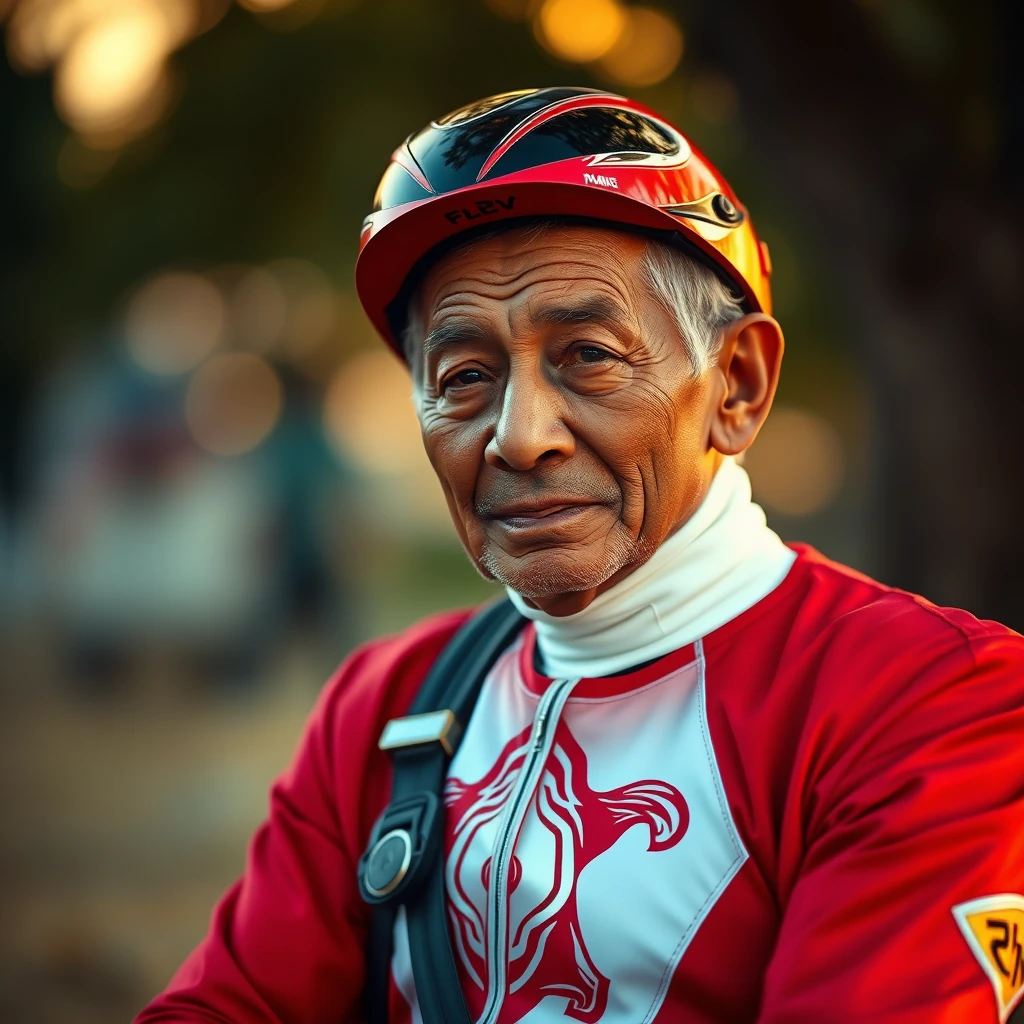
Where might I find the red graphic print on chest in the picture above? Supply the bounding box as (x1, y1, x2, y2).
(444, 723, 689, 1022)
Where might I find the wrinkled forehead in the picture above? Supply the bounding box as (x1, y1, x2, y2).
(412, 222, 649, 326)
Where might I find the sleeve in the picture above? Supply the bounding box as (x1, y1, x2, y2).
(758, 625, 1024, 1024)
(132, 617, 460, 1024)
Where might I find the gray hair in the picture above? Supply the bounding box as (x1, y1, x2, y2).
(639, 240, 746, 375)
(402, 224, 746, 377)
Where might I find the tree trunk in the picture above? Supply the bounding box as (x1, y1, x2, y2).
(684, 0, 1024, 626)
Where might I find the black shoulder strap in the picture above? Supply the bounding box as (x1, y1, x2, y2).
(359, 599, 526, 1024)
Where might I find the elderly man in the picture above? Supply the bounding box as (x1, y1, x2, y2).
(138, 89, 1024, 1024)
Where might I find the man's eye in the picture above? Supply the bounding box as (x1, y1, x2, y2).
(575, 345, 613, 364)
(443, 368, 486, 391)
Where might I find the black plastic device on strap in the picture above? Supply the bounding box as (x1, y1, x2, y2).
(358, 599, 526, 1024)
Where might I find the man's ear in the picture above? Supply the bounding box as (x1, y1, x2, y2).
(708, 313, 784, 456)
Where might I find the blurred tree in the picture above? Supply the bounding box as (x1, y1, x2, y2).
(681, 0, 1024, 626)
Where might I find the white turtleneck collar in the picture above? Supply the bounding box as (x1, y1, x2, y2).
(505, 457, 796, 679)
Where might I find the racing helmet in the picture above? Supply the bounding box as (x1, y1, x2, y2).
(355, 86, 772, 356)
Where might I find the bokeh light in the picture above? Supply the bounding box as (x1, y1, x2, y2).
(214, 259, 343, 377)
(125, 271, 225, 375)
(228, 266, 289, 353)
(533, 0, 626, 64)
(323, 350, 454, 530)
(323, 349, 422, 475)
(185, 352, 283, 456)
(268, 258, 341, 375)
(57, 34, 159, 127)
(3, 0, 216, 148)
(5, 0, 80, 72)
(596, 6, 683, 87)
(744, 405, 845, 517)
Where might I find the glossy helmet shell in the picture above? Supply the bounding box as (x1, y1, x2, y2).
(355, 87, 772, 356)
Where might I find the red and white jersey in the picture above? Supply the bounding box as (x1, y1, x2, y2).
(392, 632, 740, 1024)
(137, 545, 1024, 1024)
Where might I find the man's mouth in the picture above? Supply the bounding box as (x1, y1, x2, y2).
(480, 499, 608, 536)
(488, 500, 599, 520)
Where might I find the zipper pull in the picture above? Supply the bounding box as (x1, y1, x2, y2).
(531, 712, 547, 751)
(532, 679, 569, 751)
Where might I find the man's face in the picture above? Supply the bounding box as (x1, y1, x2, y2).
(410, 224, 723, 616)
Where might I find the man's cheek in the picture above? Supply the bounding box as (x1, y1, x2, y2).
(605, 460, 647, 534)
(424, 431, 486, 540)
(422, 427, 470, 491)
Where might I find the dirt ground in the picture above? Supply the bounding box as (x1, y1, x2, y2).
(0, 634, 324, 1024)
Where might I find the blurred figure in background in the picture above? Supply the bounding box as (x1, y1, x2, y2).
(21, 344, 348, 692)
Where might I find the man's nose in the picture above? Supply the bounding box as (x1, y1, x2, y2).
(484, 368, 575, 471)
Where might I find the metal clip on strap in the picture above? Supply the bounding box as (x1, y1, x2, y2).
(379, 709, 461, 757)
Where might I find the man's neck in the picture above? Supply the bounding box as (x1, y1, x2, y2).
(506, 457, 796, 679)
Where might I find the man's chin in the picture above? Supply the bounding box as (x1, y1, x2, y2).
(478, 545, 628, 605)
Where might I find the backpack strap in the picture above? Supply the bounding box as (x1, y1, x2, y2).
(359, 599, 526, 1023)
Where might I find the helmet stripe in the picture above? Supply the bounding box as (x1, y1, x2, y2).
(391, 140, 434, 194)
(475, 92, 629, 182)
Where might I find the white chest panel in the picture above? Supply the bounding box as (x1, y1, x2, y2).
(391, 638, 746, 1024)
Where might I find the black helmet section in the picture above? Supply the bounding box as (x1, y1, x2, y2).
(372, 86, 683, 213)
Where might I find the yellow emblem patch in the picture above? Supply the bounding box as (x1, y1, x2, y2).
(953, 894, 1024, 1022)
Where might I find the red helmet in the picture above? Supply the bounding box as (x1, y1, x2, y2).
(355, 87, 772, 355)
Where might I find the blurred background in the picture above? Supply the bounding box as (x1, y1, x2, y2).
(0, 0, 1021, 1019)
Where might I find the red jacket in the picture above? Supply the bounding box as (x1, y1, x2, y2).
(136, 545, 1024, 1023)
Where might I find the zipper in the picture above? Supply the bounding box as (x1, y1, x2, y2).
(477, 676, 579, 1024)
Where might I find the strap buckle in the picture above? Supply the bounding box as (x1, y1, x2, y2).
(378, 710, 461, 756)
(358, 792, 442, 906)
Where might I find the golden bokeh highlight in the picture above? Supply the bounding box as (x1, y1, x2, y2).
(185, 352, 283, 456)
(323, 350, 453, 529)
(228, 266, 289, 353)
(268, 258, 341, 377)
(125, 271, 225, 375)
(1, 0, 227, 151)
(55, 6, 171, 135)
(5, 0, 76, 72)
(744, 406, 845, 517)
(533, 0, 626, 64)
(7, 0, 198, 140)
(214, 259, 342, 378)
(596, 6, 682, 87)
(323, 350, 423, 475)
(5, 0, 180, 74)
